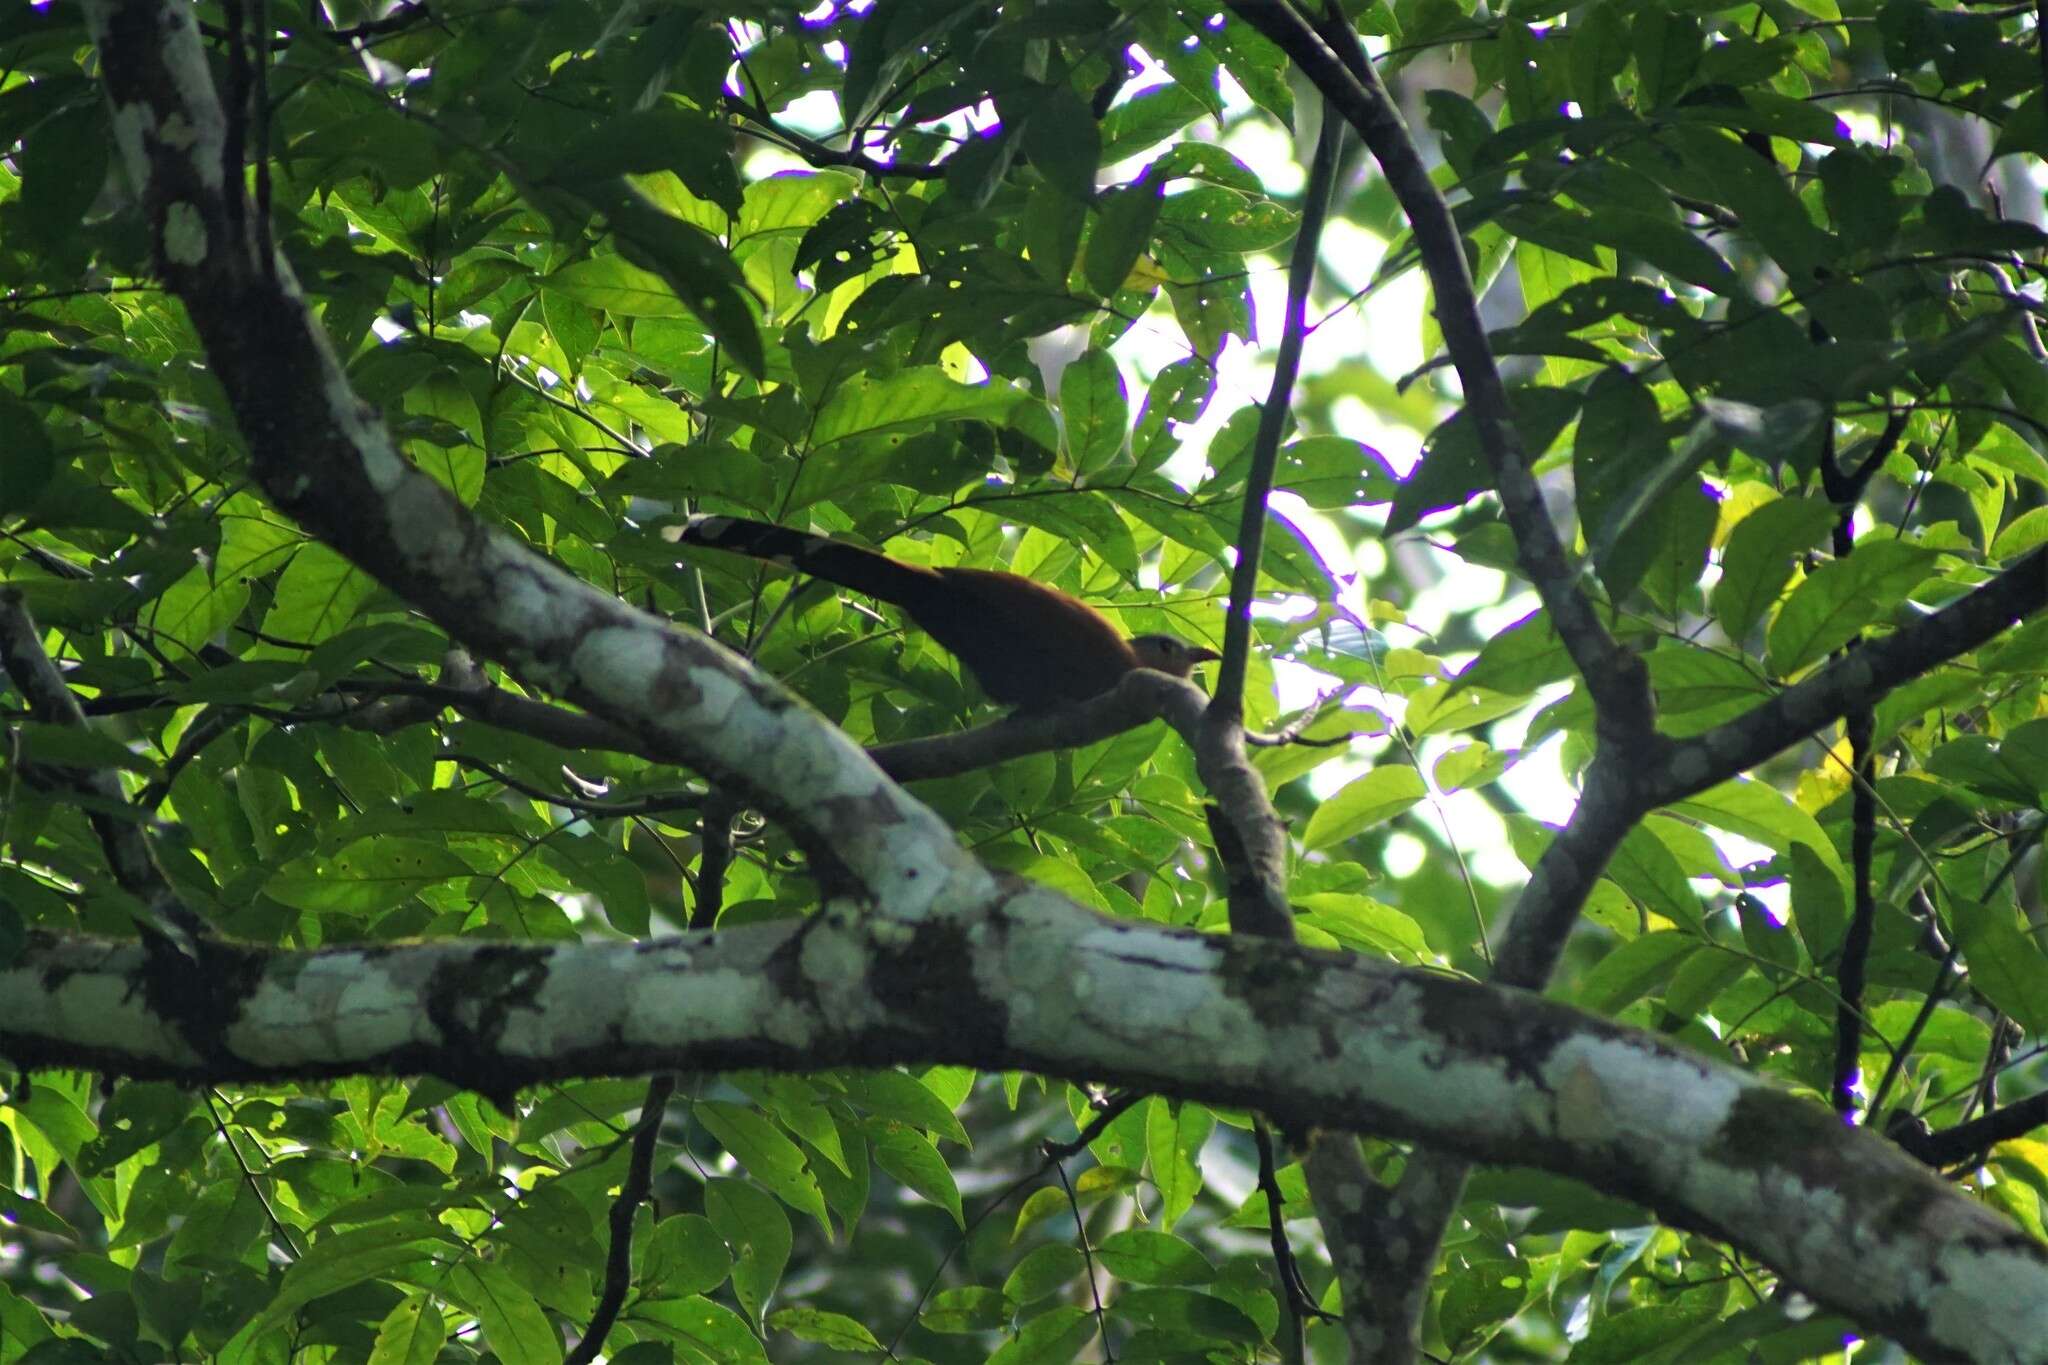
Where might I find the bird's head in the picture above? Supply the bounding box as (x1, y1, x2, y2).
(1128, 634, 1223, 678)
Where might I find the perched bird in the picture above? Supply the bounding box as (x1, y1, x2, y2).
(668, 515, 1220, 710)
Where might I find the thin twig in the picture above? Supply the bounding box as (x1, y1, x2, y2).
(565, 1075, 676, 1365)
(1212, 98, 1344, 717)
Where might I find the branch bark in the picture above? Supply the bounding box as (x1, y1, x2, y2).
(4, 920, 2045, 1365)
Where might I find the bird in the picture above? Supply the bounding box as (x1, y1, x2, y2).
(666, 514, 1220, 710)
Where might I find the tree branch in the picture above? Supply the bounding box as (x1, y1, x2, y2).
(1224, 0, 1655, 740)
(0, 587, 204, 943)
(1656, 547, 2047, 806)
(6, 918, 2046, 1365)
(1212, 98, 1343, 717)
(83, 0, 972, 906)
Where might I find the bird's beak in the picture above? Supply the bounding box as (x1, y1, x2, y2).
(1191, 646, 1222, 665)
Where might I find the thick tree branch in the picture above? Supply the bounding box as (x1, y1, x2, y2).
(5, 919, 2045, 1365)
(1490, 760, 1647, 989)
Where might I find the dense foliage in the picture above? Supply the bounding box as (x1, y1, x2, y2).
(0, 0, 2044, 1360)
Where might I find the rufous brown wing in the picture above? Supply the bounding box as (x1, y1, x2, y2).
(667, 515, 1218, 710)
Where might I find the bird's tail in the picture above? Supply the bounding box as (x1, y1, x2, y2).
(666, 515, 942, 610)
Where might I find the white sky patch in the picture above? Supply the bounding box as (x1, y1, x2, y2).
(1229, 118, 1306, 196)
(779, 89, 843, 136)
(1747, 881, 1792, 925)
(1383, 831, 1426, 877)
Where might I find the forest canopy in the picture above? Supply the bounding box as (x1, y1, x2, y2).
(1, 0, 2046, 1361)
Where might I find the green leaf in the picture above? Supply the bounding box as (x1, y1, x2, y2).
(988, 1306, 1094, 1365)
(1672, 778, 1842, 879)
(1631, 7, 1701, 107)
(1818, 146, 1902, 251)
(262, 544, 376, 645)
(1096, 1229, 1215, 1286)
(1455, 611, 1571, 695)
(870, 1121, 963, 1228)
(547, 104, 742, 215)
(1991, 505, 2048, 560)
(251, 1220, 453, 1338)
(1012, 1187, 1070, 1244)
(1144, 1099, 1213, 1231)
(811, 368, 1020, 447)
(1575, 1305, 1723, 1362)
(1572, 931, 1699, 1015)
(1406, 682, 1531, 737)
(403, 375, 486, 505)
(697, 1102, 831, 1235)
(1606, 825, 1704, 932)
(1109, 1286, 1261, 1342)
(924, 1285, 1010, 1334)
(1058, 349, 1129, 474)
(706, 1178, 791, 1326)
(1765, 540, 1937, 676)
(1158, 186, 1296, 253)
(368, 1292, 446, 1365)
(9, 721, 160, 775)
(1664, 947, 1752, 1020)
(768, 1306, 883, 1352)
(17, 102, 108, 256)
(1302, 766, 1427, 851)
(265, 838, 475, 916)
(642, 1214, 731, 1298)
(843, 1071, 970, 1148)
(634, 1296, 770, 1363)
(1566, 1, 1631, 108)
(1208, 13, 1293, 123)
(1085, 180, 1165, 298)
(75, 1084, 189, 1176)
(548, 255, 703, 319)
(141, 567, 249, 663)
(0, 397, 57, 516)
(1275, 436, 1398, 508)
(1003, 1244, 1085, 1304)
(1145, 140, 1264, 193)
(1020, 85, 1100, 202)
(1440, 1260, 1528, 1355)
(550, 187, 763, 378)
(1020, 189, 1086, 287)
(1101, 86, 1211, 162)
(1293, 894, 1433, 961)
(1587, 205, 1736, 292)
(1663, 124, 1832, 278)
(1789, 843, 1848, 963)
(1712, 496, 1838, 642)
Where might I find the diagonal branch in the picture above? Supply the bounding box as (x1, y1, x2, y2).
(0, 588, 204, 943)
(83, 0, 978, 911)
(1212, 99, 1344, 717)
(1653, 547, 2048, 806)
(1224, 0, 1656, 742)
